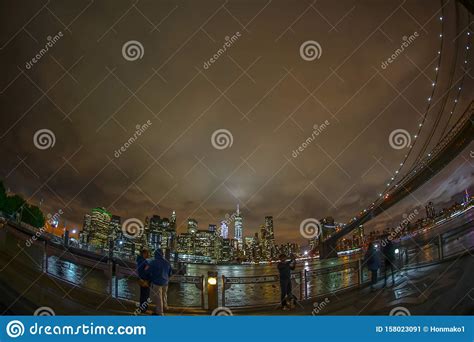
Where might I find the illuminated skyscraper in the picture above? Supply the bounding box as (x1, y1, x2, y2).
(80, 214, 91, 244)
(88, 207, 112, 248)
(170, 210, 177, 231)
(109, 215, 121, 241)
(220, 220, 228, 239)
(265, 216, 274, 240)
(234, 204, 243, 242)
(187, 218, 198, 234)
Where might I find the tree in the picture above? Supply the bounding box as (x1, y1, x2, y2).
(4, 195, 26, 218)
(0, 180, 46, 227)
(0, 181, 6, 212)
(22, 205, 45, 228)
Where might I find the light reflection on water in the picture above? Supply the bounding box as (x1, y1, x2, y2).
(2, 230, 362, 306)
(2, 211, 472, 307)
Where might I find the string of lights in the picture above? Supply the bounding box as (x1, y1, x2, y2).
(371, 3, 447, 205)
(391, 14, 472, 188)
(412, 5, 462, 165)
(439, 15, 472, 138)
(347, 2, 472, 224)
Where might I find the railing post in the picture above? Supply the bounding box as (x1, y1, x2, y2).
(221, 275, 226, 308)
(108, 261, 113, 295)
(207, 271, 218, 312)
(299, 270, 304, 301)
(43, 241, 48, 274)
(304, 270, 308, 300)
(438, 235, 444, 260)
(114, 265, 119, 298)
(357, 259, 362, 285)
(201, 275, 205, 309)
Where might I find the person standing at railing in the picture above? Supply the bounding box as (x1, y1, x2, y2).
(382, 237, 396, 287)
(149, 249, 173, 316)
(363, 242, 380, 292)
(277, 253, 296, 311)
(136, 249, 151, 314)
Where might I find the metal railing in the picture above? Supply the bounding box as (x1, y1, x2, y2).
(114, 264, 205, 308)
(2, 212, 472, 311)
(221, 260, 364, 308)
(219, 214, 473, 309)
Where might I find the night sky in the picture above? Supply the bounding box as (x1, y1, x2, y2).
(0, 0, 472, 244)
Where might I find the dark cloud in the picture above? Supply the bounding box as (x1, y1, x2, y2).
(0, 0, 472, 244)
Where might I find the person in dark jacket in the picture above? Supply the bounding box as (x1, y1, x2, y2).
(148, 249, 173, 315)
(277, 253, 296, 310)
(364, 242, 380, 292)
(382, 237, 396, 287)
(136, 249, 150, 313)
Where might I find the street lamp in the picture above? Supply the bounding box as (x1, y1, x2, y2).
(207, 271, 218, 311)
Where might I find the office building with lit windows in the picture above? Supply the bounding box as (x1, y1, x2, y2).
(234, 204, 243, 243)
(187, 218, 198, 234)
(88, 207, 112, 248)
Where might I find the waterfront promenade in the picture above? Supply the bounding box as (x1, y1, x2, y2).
(0, 206, 472, 315)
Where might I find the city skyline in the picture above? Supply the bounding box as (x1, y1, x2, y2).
(3, 160, 472, 245)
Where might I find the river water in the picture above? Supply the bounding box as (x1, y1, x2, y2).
(1, 207, 472, 308)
